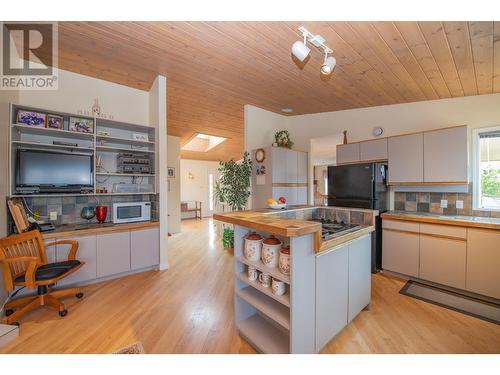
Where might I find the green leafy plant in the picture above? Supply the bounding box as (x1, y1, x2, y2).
(481, 167, 500, 197)
(222, 227, 234, 249)
(274, 130, 294, 149)
(216, 152, 252, 211)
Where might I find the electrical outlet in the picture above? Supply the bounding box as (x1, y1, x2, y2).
(49, 211, 58, 221)
(440, 199, 448, 209)
(456, 200, 464, 209)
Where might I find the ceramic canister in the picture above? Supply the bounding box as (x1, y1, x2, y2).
(261, 235, 282, 268)
(279, 246, 291, 275)
(244, 232, 263, 261)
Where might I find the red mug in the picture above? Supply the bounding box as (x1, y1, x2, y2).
(95, 205, 108, 224)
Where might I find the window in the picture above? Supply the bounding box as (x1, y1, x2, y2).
(182, 133, 227, 152)
(474, 127, 500, 210)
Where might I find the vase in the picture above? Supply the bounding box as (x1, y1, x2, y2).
(80, 207, 95, 224)
(343, 130, 348, 144)
(95, 205, 108, 224)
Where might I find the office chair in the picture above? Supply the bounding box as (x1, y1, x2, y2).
(0, 230, 85, 325)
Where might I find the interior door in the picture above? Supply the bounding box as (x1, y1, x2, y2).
(207, 167, 222, 216)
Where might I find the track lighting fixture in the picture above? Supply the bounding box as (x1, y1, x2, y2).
(292, 26, 336, 76)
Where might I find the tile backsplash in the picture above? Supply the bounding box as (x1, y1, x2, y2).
(9, 194, 158, 233)
(394, 191, 500, 218)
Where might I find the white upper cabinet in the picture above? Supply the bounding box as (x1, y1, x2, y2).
(285, 148, 298, 182)
(388, 133, 424, 184)
(360, 139, 388, 161)
(336, 143, 360, 164)
(423, 126, 468, 183)
(297, 151, 308, 184)
(271, 147, 288, 183)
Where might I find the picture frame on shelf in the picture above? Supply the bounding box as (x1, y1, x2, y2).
(69, 117, 94, 133)
(167, 167, 175, 178)
(47, 114, 64, 130)
(17, 110, 46, 127)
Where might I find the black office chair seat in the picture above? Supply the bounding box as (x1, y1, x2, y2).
(15, 260, 81, 282)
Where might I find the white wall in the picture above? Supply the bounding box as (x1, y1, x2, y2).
(167, 135, 181, 233)
(244, 104, 288, 152)
(180, 159, 220, 218)
(16, 69, 149, 126)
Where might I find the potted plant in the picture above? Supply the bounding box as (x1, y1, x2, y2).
(214, 152, 252, 251)
(274, 130, 294, 149)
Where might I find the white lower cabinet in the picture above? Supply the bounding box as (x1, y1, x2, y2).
(131, 227, 160, 269)
(382, 229, 420, 277)
(419, 234, 466, 289)
(348, 235, 371, 322)
(315, 244, 348, 352)
(466, 228, 500, 299)
(96, 231, 131, 278)
(56, 235, 97, 286)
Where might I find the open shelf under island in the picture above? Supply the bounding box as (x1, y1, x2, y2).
(214, 205, 377, 354)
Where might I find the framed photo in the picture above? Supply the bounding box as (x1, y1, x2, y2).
(69, 117, 94, 133)
(167, 167, 175, 178)
(17, 110, 46, 127)
(47, 114, 64, 130)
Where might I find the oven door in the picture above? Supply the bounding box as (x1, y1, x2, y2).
(113, 202, 151, 224)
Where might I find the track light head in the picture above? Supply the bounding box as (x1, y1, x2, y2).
(291, 40, 311, 62)
(321, 56, 337, 75)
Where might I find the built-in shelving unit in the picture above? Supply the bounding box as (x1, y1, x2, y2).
(237, 314, 290, 354)
(235, 255, 290, 284)
(8, 104, 157, 197)
(236, 272, 290, 307)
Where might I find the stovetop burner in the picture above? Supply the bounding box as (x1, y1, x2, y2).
(312, 218, 362, 241)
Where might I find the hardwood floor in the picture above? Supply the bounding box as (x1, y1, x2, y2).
(1, 218, 500, 354)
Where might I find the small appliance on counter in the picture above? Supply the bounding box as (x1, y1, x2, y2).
(112, 201, 151, 224)
(327, 162, 388, 272)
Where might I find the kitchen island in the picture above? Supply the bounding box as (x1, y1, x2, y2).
(214, 205, 378, 354)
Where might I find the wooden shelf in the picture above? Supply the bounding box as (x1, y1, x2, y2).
(96, 134, 155, 146)
(95, 192, 156, 196)
(236, 272, 290, 307)
(236, 286, 290, 330)
(12, 140, 94, 152)
(237, 314, 289, 354)
(12, 124, 95, 140)
(96, 145, 155, 154)
(96, 172, 155, 177)
(235, 255, 290, 284)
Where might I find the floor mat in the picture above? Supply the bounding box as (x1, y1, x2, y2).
(400, 280, 500, 325)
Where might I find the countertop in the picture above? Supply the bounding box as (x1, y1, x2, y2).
(41, 220, 160, 239)
(381, 211, 500, 230)
(213, 205, 376, 253)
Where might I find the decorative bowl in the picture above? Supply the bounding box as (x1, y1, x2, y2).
(268, 203, 287, 210)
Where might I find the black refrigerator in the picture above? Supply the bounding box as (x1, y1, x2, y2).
(327, 163, 388, 272)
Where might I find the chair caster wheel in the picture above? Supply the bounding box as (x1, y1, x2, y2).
(75, 292, 84, 299)
(59, 309, 68, 317)
(5, 309, 14, 316)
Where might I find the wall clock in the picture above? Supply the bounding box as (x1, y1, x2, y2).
(255, 148, 266, 163)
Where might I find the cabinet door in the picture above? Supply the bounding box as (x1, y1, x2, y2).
(382, 229, 419, 277)
(424, 126, 468, 183)
(271, 147, 287, 183)
(360, 139, 388, 161)
(419, 235, 466, 289)
(315, 244, 348, 351)
(388, 133, 424, 184)
(336, 143, 360, 164)
(96, 231, 131, 278)
(56, 235, 97, 285)
(131, 228, 160, 270)
(348, 235, 371, 322)
(296, 186, 308, 205)
(466, 228, 500, 299)
(297, 151, 308, 183)
(285, 149, 298, 183)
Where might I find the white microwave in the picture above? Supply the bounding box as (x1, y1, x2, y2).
(113, 202, 151, 224)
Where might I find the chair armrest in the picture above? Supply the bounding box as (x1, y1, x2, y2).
(45, 240, 80, 261)
(1, 256, 39, 288)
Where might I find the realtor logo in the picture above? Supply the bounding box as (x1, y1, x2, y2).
(1, 22, 58, 90)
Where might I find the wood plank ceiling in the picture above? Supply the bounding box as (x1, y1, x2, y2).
(54, 22, 500, 161)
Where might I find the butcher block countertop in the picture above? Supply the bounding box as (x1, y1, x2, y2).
(42, 220, 160, 240)
(381, 211, 500, 230)
(214, 205, 376, 253)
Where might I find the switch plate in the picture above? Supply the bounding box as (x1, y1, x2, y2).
(456, 200, 464, 209)
(440, 199, 448, 209)
(49, 211, 58, 221)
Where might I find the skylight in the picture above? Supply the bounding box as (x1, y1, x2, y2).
(182, 133, 227, 152)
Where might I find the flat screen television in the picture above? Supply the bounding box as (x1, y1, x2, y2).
(16, 149, 94, 193)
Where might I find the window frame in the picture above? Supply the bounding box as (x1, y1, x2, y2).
(472, 125, 500, 211)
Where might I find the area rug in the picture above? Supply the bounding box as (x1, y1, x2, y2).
(112, 342, 146, 354)
(400, 280, 500, 325)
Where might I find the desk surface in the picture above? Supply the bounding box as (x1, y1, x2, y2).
(41, 220, 159, 239)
